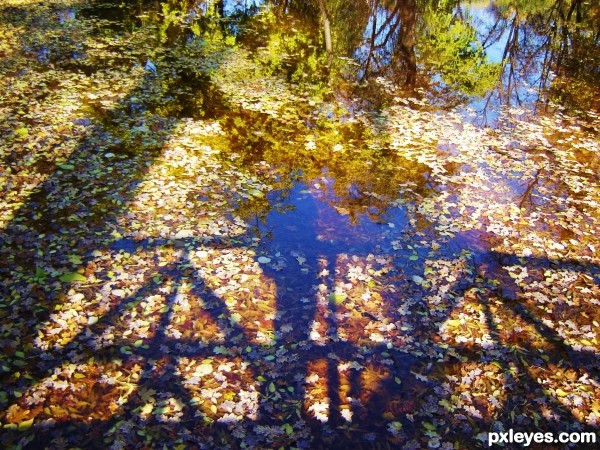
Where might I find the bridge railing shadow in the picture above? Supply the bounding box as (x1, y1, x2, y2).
(4, 229, 422, 447)
(4, 190, 600, 448)
(410, 234, 600, 445)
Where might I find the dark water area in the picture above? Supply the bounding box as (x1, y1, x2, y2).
(258, 182, 409, 250)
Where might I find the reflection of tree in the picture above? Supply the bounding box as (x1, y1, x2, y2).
(257, 0, 499, 103)
(358, 0, 418, 88)
(476, 0, 600, 116)
(220, 106, 432, 226)
(546, 0, 600, 112)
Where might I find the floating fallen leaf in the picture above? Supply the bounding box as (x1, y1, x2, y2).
(59, 272, 87, 282)
(329, 293, 347, 305)
(556, 389, 569, 397)
(247, 188, 264, 198)
(15, 127, 29, 138)
(34, 267, 47, 281)
(17, 418, 34, 431)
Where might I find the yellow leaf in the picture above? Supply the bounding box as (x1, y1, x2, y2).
(15, 127, 29, 138)
(556, 389, 569, 397)
(17, 418, 34, 431)
(140, 403, 154, 415)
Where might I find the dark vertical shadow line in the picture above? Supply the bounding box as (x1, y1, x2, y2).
(325, 255, 342, 426)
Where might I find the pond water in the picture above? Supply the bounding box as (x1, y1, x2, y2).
(1, 0, 599, 448)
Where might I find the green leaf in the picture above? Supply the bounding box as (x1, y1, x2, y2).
(391, 421, 403, 430)
(58, 163, 75, 170)
(329, 293, 347, 305)
(68, 254, 83, 265)
(141, 403, 154, 414)
(412, 275, 424, 284)
(59, 272, 87, 282)
(213, 345, 227, 355)
(423, 422, 436, 431)
(15, 127, 28, 138)
(35, 267, 47, 281)
(17, 418, 34, 431)
(268, 382, 276, 393)
(120, 346, 132, 355)
(439, 398, 454, 411)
